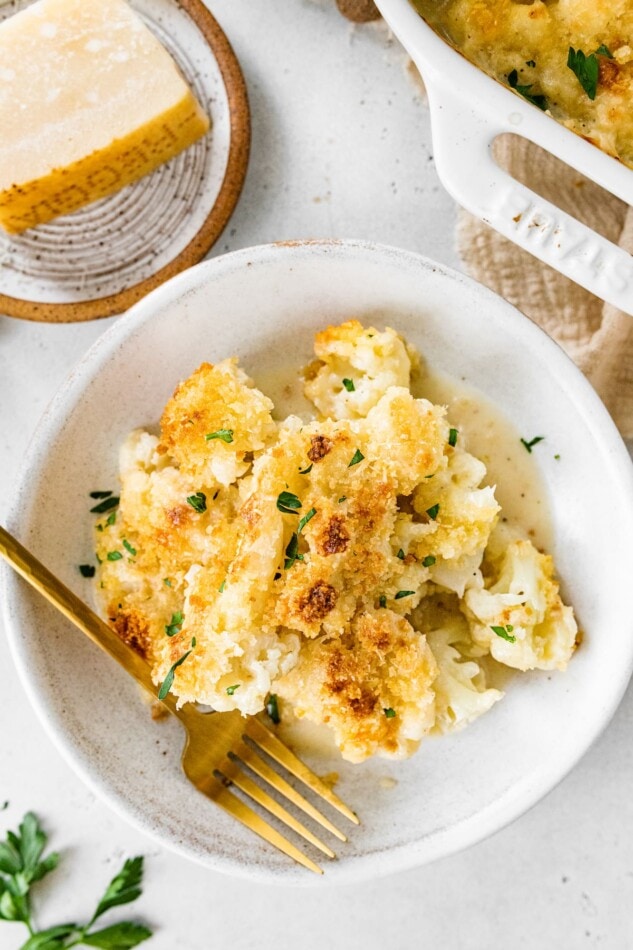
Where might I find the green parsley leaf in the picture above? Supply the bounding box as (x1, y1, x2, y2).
(567, 46, 599, 99)
(491, 624, 517, 643)
(554, 454, 561, 460)
(191, 636, 197, 647)
(595, 43, 613, 58)
(89, 491, 113, 500)
(163, 578, 172, 587)
(92, 856, 145, 922)
(158, 650, 192, 700)
(205, 429, 234, 443)
(106, 551, 122, 561)
(342, 378, 355, 392)
(520, 436, 545, 453)
(277, 491, 302, 514)
(122, 540, 136, 557)
(395, 590, 415, 600)
(396, 549, 405, 560)
(82, 921, 152, 948)
(348, 448, 365, 467)
(186, 492, 207, 513)
(79, 564, 96, 578)
(384, 708, 396, 718)
(20, 923, 79, 948)
(106, 511, 116, 527)
(218, 579, 226, 593)
(338, 496, 347, 503)
(284, 532, 304, 570)
(266, 693, 281, 724)
(165, 612, 184, 637)
(90, 496, 119, 515)
(226, 684, 240, 696)
(379, 595, 387, 608)
(298, 507, 317, 535)
(508, 68, 548, 110)
(448, 427, 458, 447)
(422, 555, 436, 567)
(426, 504, 440, 520)
(298, 463, 313, 475)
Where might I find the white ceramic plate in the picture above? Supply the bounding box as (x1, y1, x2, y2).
(3, 240, 633, 884)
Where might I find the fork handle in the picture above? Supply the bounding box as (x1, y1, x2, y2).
(0, 524, 175, 710)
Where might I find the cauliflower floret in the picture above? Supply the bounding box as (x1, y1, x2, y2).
(160, 359, 276, 488)
(276, 609, 438, 762)
(391, 447, 499, 596)
(423, 612, 503, 734)
(304, 320, 412, 420)
(462, 539, 577, 671)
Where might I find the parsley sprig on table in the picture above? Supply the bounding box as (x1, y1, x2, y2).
(0, 812, 152, 948)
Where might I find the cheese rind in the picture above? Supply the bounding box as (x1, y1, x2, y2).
(0, 0, 210, 233)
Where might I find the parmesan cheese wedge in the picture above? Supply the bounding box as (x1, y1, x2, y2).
(0, 0, 210, 234)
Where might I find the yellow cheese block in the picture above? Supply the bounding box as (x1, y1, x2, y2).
(0, 0, 210, 234)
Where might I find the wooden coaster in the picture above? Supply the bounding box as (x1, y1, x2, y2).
(0, 0, 251, 323)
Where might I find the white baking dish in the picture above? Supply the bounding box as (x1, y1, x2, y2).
(375, 0, 633, 315)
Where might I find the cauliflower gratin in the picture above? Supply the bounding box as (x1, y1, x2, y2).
(93, 321, 577, 764)
(412, 0, 633, 169)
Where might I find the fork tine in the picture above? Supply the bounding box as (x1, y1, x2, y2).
(198, 773, 324, 875)
(233, 739, 347, 842)
(246, 717, 360, 825)
(218, 756, 336, 859)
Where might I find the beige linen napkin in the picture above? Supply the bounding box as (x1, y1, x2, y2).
(457, 135, 633, 438)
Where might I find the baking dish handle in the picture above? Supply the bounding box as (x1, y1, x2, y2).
(426, 85, 633, 316)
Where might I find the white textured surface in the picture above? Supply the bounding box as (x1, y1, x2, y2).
(0, 0, 632, 947)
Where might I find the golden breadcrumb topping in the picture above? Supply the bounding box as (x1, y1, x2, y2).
(94, 322, 576, 762)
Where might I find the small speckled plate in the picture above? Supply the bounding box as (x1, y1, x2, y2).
(0, 0, 250, 322)
(3, 241, 633, 884)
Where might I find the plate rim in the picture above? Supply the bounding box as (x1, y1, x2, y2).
(3, 239, 633, 884)
(0, 0, 251, 324)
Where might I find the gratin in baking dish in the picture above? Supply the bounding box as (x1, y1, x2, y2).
(375, 0, 633, 315)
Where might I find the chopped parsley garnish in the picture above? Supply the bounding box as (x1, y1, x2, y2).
(158, 648, 193, 700)
(266, 693, 281, 724)
(192, 636, 197, 647)
(90, 496, 119, 514)
(226, 684, 240, 695)
(106, 511, 116, 527)
(348, 448, 365, 467)
(165, 612, 184, 637)
(384, 707, 396, 718)
(284, 532, 304, 570)
(218, 579, 226, 593)
(164, 577, 172, 587)
(122, 539, 136, 557)
(298, 506, 317, 534)
(426, 504, 440, 520)
(448, 427, 458, 447)
(342, 378, 355, 392)
(298, 463, 313, 475)
(79, 564, 95, 577)
(89, 490, 113, 499)
(567, 47, 600, 100)
(106, 551, 122, 561)
(379, 595, 387, 608)
(395, 590, 415, 600)
(187, 491, 207, 513)
(422, 555, 436, 567)
(491, 624, 516, 643)
(554, 454, 561, 460)
(205, 429, 234, 443)
(277, 491, 302, 514)
(508, 68, 548, 110)
(338, 496, 347, 503)
(520, 435, 545, 453)
(397, 548, 405, 560)
(595, 44, 613, 58)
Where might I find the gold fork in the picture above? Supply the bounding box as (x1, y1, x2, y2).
(0, 526, 359, 874)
